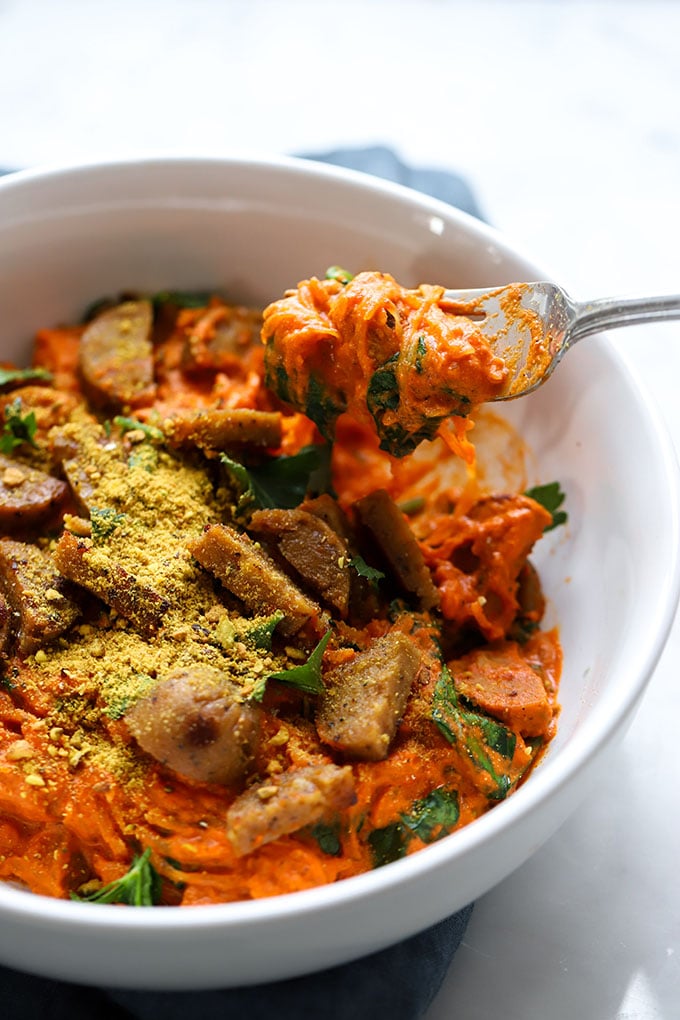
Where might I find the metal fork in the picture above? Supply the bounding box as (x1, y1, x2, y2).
(441, 283, 680, 400)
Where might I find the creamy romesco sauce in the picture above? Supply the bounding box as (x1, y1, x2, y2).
(0, 276, 562, 905)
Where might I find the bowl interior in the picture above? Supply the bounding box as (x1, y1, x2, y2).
(0, 156, 676, 989)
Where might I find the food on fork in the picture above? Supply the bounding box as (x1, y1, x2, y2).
(0, 272, 564, 905)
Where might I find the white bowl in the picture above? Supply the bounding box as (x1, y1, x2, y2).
(0, 155, 677, 989)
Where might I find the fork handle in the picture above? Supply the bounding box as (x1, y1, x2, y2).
(570, 294, 680, 345)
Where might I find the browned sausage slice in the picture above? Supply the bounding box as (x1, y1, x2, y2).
(316, 631, 421, 760)
(125, 665, 262, 785)
(53, 530, 169, 636)
(182, 304, 262, 373)
(249, 507, 351, 616)
(226, 762, 356, 856)
(451, 641, 552, 738)
(354, 489, 439, 609)
(0, 454, 68, 530)
(0, 539, 80, 654)
(79, 299, 155, 409)
(163, 408, 282, 452)
(188, 524, 325, 637)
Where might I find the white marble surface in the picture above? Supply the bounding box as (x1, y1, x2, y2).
(1, 1, 679, 1016)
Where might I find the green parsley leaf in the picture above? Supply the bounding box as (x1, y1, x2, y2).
(525, 481, 567, 532)
(213, 611, 285, 654)
(242, 610, 285, 651)
(70, 849, 161, 906)
(0, 398, 38, 454)
(0, 366, 53, 390)
(265, 630, 331, 696)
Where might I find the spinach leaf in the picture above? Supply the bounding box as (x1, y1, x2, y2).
(368, 785, 460, 868)
(71, 849, 161, 906)
(525, 481, 567, 532)
(221, 444, 332, 513)
(0, 398, 38, 454)
(414, 335, 427, 373)
(366, 355, 442, 457)
(304, 376, 346, 441)
(368, 822, 408, 868)
(401, 787, 459, 843)
(310, 820, 342, 856)
(432, 667, 516, 801)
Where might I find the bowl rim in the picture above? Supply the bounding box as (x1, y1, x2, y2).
(0, 153, 678, 937)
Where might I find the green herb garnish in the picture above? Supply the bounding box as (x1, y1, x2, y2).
(525, 481, 567, 532)
(70, 849, 161, 906)
(213, 610, 285, 653)
(348, 555, 385, 588)
(113, 416, 164, 443)
(221, 444, 332, 515)
(0, 398, 38, 454)
(0, 366, 53, 390)
(243, 610, 285, 651)
(264, 630, 331, 697)
(397, 497, 426, 516)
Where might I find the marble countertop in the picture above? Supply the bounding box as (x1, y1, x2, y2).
(1, 1, 678, 1016)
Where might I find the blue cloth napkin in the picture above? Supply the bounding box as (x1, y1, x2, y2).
(0, 149, 478, 1019)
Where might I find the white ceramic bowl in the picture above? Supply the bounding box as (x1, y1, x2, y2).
(0, 155, 677, 989)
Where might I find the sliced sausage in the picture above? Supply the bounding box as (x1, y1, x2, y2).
(354, 489, 439, 609)
(451, 641, 552, 738)
(182, 304, 262, 373)
(316, 631, 421, 760)
(126, 665, 262, 785)
(226, 762, 356, 857)
(188, 524, 325, 637)
(79, 299, 155, 409)
(53, 530, 169, 636)
(0, 454, 68, 530)
(0, 539, 80, 654)
(163, 408, 282, 452)
(249, 507, 351, 616)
